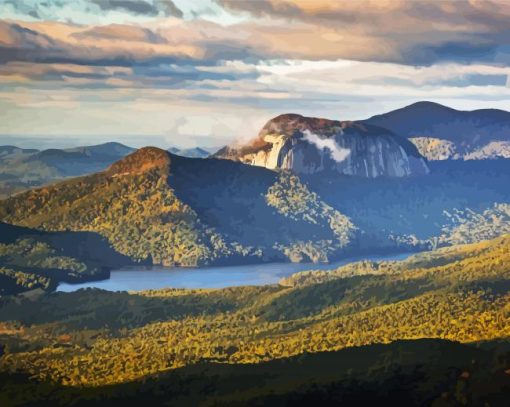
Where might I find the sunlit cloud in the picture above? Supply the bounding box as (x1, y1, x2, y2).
(1, 0, 510, 148)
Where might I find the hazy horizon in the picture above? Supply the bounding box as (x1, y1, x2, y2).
(3, 98, 510, 150)
(2, 0, 510, 148)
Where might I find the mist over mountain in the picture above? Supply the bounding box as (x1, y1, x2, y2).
(0, 146, 39, 157)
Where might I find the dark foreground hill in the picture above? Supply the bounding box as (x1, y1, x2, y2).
(0, 234, 509, 405)
(1, 339, 509, 407)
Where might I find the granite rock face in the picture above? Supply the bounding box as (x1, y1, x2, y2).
(215, 114, 429, 178)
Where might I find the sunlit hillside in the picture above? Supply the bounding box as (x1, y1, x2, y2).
(1, 234, 508, 402)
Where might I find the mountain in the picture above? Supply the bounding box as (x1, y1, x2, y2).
(167, 147, 210, 158)
(363, 101, 510, 160)
(0, 145, 39, 157)
(214, 113, 429, 177)
(0, 142, 135, 198)
(306, 158, 510, 249)
(29, 142, 136, 176)
(0, 147, 359, 267)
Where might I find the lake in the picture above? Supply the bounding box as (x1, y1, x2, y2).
(57, 252, 413, 292)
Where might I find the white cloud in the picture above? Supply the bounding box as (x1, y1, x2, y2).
(302, 130, 350, 162)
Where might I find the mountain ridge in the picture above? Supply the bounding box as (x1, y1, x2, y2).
(168, 146, 211, 158)
(363, 101, 510, 160)
(0, 142, 135, 198)
(0, 147, 360, 267)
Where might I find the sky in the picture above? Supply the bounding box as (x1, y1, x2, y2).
(1, 0, 510, 149)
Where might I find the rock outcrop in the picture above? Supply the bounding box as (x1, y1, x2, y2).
(409, 137, 458, 160)
(215, 114, 429, 177)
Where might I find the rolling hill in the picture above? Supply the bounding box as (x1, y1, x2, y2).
(0, 233, 508, 404)
(0, 222, 131, 295)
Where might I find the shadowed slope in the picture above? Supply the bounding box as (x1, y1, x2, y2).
(0, 148, 359, 267)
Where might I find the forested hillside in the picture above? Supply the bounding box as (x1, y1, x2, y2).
(0, 222, 131, 296)
(309, 159, 510, 249)
(1, 148, 510, 286)
(0, 234, 508, 397)
(0, 148, 358, 268)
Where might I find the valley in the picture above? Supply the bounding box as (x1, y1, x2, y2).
(1, 125, 510, 296)
(56, 251, 413, 292)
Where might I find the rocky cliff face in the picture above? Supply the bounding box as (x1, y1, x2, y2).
(215, 114, 429, 177)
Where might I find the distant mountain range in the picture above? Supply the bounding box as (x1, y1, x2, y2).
(363, 101, 510, 160)
(216, 102, 510, 169)
(2, 100, 509, 199)
(167, 146, 212, 158)
(0, 142, 135, 198)
(0, 142, 222, 198)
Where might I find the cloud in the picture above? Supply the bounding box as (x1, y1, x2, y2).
(2, 1, 510, 66)
(302, 130, 350, 162)
(218, 0, 510, 65)
(90, 0, 182, 17)
(0, 0, 183, 21)
(2, 0, 510, 70)
(2, 0, 510, 145)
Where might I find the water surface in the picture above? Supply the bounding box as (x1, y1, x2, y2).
(57, 252, 413, 292)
